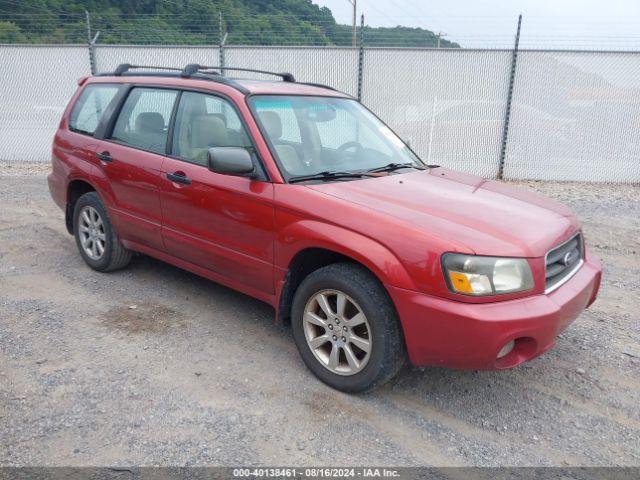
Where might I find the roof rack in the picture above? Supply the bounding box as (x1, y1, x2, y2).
(182, 64, 295, 82)
(107, 63, 248, 93)
(107, 63, 341, 95)
(113, 64, 184, 76)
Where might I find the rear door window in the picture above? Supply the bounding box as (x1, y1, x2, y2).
(69, 84, 119, 136)
(110, 87, 179, 154)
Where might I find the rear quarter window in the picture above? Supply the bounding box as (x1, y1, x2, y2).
(69, 84, 120, 136)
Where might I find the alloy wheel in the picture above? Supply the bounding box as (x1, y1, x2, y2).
(303, 289, 372, 376)
(78, 206, 106, 260)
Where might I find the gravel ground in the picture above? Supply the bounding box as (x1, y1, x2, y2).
(1, 163, 639, 467)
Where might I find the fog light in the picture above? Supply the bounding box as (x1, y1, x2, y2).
(497, 340, 515, 359)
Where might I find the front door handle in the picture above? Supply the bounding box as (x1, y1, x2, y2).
(166, 172, 192, 185)
(96, 151, 112, 163)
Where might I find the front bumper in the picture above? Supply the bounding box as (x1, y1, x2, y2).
(388, 254, 602, 370)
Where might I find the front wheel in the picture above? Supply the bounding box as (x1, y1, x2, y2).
(291, 263, 406, 393)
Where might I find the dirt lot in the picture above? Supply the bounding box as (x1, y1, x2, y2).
(1, 161, 639, 467)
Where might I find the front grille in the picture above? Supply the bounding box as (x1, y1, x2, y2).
(545, 233, 584, 292)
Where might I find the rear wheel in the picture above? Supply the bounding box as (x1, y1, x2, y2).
(291, 263, 406, 393)
(73, 192, 132, 272)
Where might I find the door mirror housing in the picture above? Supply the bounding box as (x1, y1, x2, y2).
(207, 147, 256, 178)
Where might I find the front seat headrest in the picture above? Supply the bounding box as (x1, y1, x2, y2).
(135, 112, 164, 134)
(258, 111, 282, 140)
(191, 114, 228, 148)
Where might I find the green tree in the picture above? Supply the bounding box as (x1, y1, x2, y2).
(0, 0, 460, 47)
(0, 21, 26, 43)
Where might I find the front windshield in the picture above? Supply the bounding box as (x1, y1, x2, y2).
(248, 95, 423, 179)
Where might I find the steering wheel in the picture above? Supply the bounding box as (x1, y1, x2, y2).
(336, 141, 363, 159)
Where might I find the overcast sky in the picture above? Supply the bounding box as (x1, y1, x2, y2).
(315, 0, 640, 49)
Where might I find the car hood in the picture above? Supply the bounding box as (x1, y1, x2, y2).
(307, 168, 578, 257)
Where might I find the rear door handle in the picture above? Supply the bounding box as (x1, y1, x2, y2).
(166, 172, 192, 185)
(96, 151, 112, 163)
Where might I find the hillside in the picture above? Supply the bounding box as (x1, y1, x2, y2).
(0, 0, 459, 48)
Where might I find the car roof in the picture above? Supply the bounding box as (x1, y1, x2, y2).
(232, 78, 350, 97)
(88, 72, 350, 98)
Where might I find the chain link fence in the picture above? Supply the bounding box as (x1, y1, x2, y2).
(362, 48, 513, 178)
(504, 50, 640, 182)
(0, 45, 90, 162)
(0, 43, 639, 183)
(225, 47, 359, 98)
(94, 45, 219, 73)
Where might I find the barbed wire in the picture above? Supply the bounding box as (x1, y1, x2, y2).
(2, 8, 640, 50)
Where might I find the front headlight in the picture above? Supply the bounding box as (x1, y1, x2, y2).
(442, 254, 534, 296)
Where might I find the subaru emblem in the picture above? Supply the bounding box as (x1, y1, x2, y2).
(562, 250, 577, 266)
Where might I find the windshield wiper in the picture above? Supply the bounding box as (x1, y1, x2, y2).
(288, 170, 371, 184)
(366, 162, 425, 174)
(288, 164, 426, 184)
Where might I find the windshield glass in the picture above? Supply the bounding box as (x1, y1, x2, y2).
(248, 95, 423, 179)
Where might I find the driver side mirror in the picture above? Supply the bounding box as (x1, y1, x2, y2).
(207, 147, 256, 178)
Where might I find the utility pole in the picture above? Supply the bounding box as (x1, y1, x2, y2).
(347, 0, 357, 47)
(435, 31, 447, 48)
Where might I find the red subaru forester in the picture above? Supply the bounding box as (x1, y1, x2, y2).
(48, 64, 602, 392)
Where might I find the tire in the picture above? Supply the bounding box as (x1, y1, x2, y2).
(291, 262, 406, 393)
(73, 192, 132, 272)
